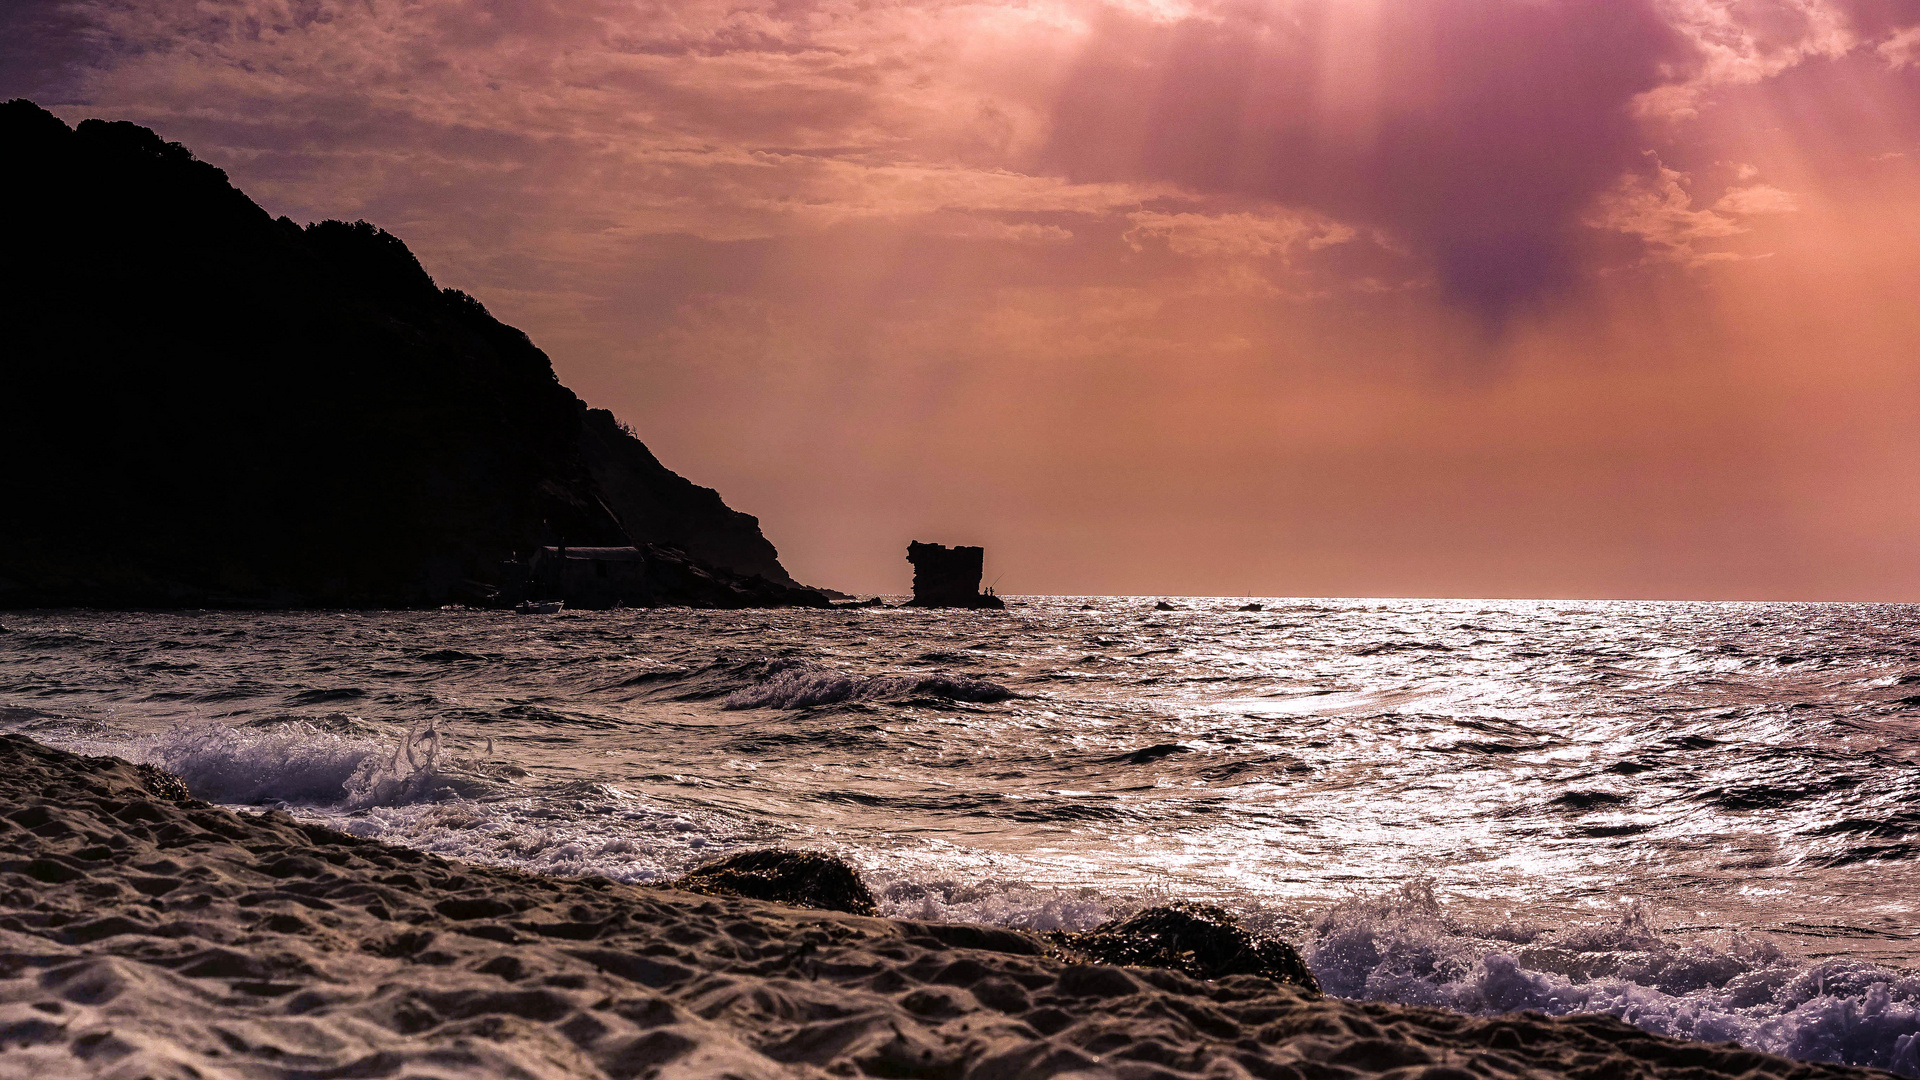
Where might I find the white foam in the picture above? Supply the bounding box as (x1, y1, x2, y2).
(855, 870, 1920, 1075)
(869, 874, 1118, 932)
(297, 797, 740, 883)
(1301, 882, 1920, 1075)
(67, 720, 499, 809)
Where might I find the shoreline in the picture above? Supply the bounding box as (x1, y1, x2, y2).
(0, 733, 1896, 1080)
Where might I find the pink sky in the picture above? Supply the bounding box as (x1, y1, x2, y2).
(7, 0, 1920, 598)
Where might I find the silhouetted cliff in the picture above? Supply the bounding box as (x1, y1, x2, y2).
(577, 409, 805, 591)
(0, 100, 826, 609)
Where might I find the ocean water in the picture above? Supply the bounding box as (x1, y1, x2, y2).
(5, 599, 1920, 1072)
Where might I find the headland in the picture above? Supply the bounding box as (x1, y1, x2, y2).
(0, 99, 826, 611)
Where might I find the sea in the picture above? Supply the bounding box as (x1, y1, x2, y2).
(4, 598, 1920, 1073)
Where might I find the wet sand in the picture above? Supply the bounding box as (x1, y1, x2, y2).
(0, 733, 1894, 1080)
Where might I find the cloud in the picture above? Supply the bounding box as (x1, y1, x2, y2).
(1656, 0, 1857, 87)
(1586, 165, 1798, 265)
(1714, 183, 1801, 214)
(1881, 24, 1920, 66)
(923, 213, 1076, 244)
(42, 0, 1133, 238)
(1123, 210, 1354, 260)
(1638, 1, 1920, 117)
(1044, 0, 1700, 319)
(9, 0, 1910, 324)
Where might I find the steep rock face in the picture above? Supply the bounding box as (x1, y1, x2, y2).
(905, 542, 1005, 609)
(577, 408, 802, 589)
(0, 100, 819, 608)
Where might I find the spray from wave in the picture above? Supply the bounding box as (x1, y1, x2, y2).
(97, 719, 499, 809)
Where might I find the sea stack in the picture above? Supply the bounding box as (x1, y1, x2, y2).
(905, 541, 1005, 608)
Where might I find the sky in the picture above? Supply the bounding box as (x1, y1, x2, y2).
(6, 0, 1919, 599)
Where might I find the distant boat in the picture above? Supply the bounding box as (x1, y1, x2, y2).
(515, 600, 564, 615)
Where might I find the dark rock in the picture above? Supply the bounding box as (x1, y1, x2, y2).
(1113, 743, 1192, 765)
(1059, 902, 1320, 994)
(671, 848, 877, 916)
(497, 544, 828, 611)
(576, 408, 812, 592)
(1238, 603, 1264, 612)
(131, 763, 193, 803)
(0, 99, 834, 610)
(1154, 601, 1179, 611)
(904, 542, 1005, 609)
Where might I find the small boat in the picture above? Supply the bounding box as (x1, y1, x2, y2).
(514, 600, 564, 615)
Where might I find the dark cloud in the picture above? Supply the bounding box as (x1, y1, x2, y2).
(0, 0, 95, 103)
(1045, 0, 1701, 319)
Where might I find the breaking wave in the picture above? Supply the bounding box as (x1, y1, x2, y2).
(722, 660, 1013, 710)
(104, 720, 500, 809)
(1301, 881, 1920, 1075)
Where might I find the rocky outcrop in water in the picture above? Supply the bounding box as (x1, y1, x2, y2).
(672, 849, 878, 916)
(905, 541, 1005, 609)
(0, 99, 827, 609)
(1060, 903, 1321, 994)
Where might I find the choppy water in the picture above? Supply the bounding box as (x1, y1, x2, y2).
(5, 599, 1920, 1072)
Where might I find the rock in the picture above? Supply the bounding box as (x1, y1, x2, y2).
(1154, 600, 1178, 611)
(1113, 743, 1192, 765)
(671, 848, 877, 916)
(1239, 603, 1263, 612)
(0, 100, 835, 610)
(1062, 902, 1321, 994)
(131, 762, 194, 802)
(498, 544, 830, 611)
(904, 542, 1005, 609)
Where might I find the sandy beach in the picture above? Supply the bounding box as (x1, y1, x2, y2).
(0, 733, 1897, 1080)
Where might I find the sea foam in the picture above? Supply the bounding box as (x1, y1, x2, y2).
(1300, 881, 1920, 1075)
(71, 719, 498, 810)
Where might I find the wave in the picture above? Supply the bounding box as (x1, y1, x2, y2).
(722, 660, 1013, 710)
(1303, 880, 1920, 1075)
(296, 794, 760, 884)
(868, 870, 1920, 1076)
(873, 875, 1117, 932)
(91, 720, 501, 809)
